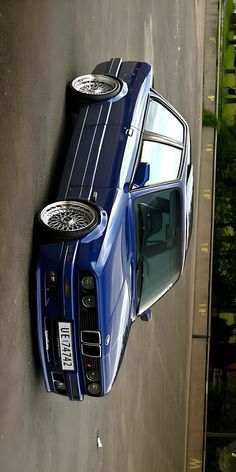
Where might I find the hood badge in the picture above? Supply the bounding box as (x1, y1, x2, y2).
(105, 334, 111, 346)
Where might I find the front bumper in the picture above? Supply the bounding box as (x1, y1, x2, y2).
(36, 241, 84, 401)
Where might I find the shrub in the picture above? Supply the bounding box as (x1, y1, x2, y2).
(202, 108, 218, 128)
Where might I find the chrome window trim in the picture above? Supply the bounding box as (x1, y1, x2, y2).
(130, 93, 188, 191)
(143, 131, 184, 150)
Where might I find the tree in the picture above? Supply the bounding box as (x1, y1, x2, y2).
(219, 444, 236, 472)
(212, 121, 236, 309)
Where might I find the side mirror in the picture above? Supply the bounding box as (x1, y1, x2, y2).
(140, 308, 153, 322)
(133, 162, 150, 187)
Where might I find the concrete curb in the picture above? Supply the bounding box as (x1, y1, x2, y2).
(185, 0, 220, 471)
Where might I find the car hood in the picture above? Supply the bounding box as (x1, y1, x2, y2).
(100, 278, 133, 395)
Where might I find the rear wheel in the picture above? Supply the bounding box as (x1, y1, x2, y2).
(38, 200, 99, 241)
(69, 74, 121, 110)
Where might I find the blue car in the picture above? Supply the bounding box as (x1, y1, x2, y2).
(36, 58, 193, 400)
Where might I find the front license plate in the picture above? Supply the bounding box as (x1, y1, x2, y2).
(58, 322, 75, 371)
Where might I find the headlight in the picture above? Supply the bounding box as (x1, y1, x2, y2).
(82, 295, 96, 309)
(88, 382, 100, 395)
(86, 370, 100, 382)
(81, 275, 95, 290)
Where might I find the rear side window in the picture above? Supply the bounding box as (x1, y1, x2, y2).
(145, 100, 184, 143)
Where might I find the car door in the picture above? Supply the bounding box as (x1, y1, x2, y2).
(131, 96, 186, 313)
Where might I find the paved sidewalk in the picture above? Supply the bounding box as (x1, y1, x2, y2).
(186, 0, 220, 471)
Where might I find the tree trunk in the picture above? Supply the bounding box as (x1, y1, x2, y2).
(207, 432, 236, 438)
(230, 13, 236, 24)
(225, 97, 236, 104)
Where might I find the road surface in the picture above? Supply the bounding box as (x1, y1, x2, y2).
(0, 1, 205, 471)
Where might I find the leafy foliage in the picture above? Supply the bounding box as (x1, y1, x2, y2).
(213, 122, 236, 307)
(219, 446, 236, 472)
(202, 108, 218, 128)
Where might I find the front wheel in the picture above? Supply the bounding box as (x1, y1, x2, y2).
(38, 200, 99, 242)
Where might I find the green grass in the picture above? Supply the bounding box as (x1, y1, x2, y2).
(224, 0, 233, 47)
(220, 0, 236, 124)
(223, 46, 236, 123)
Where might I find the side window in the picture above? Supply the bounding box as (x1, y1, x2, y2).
(145, 99, 184, 143)
(141, 141, 182, 185)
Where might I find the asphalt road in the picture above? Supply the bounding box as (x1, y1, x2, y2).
(0, 1, 205, 471)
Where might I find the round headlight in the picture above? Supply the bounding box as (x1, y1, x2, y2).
(82, 295, 96, 309)
(86, 370, 100, 382)
(81, 275, 95, 290)
(88, 382, 100, 395)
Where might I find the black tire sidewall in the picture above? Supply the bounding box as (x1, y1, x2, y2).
(68, 75, 122, 109)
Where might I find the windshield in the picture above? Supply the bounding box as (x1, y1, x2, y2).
(135, 188, 182, 312)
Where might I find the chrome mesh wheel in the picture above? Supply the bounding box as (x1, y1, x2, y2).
(39, 201, 97, 233)
(71, 74, 120, 97)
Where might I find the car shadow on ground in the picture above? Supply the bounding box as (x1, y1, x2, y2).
(27, 90, 75, 380)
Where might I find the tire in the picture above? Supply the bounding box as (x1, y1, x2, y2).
(68, 74, 121, 110)
(38, 200, 99, 242)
